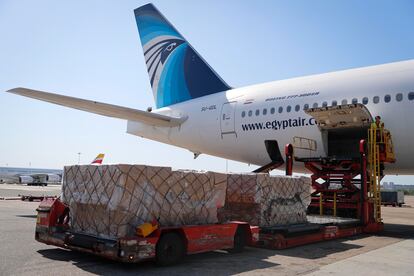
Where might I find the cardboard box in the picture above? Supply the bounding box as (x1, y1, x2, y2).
(62, 165, 310, 238)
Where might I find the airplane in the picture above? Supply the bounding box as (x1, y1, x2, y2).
(91, 153, 105, 165)
(0, 154, 105, 184)
(0, 167, 62, 185)
(5, 4, 414, 175)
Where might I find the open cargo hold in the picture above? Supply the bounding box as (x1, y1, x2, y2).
(62, 164, 311, 239)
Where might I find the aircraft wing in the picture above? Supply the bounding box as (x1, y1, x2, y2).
(6, 88, 187, 127)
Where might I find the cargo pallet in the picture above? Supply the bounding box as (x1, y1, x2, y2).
(35, 197, 259, 265)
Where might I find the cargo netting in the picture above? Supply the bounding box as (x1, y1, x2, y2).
(218, 173, 311, 226)
(62, 165, 311, 238)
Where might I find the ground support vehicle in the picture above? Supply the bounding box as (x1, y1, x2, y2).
(256, 131, 391, 249)
(35, 197, 259, 265)
(21, 195, 56, 202)
(381, 191, 405, 207)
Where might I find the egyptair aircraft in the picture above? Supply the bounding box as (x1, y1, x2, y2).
(6, 4, 414, 174)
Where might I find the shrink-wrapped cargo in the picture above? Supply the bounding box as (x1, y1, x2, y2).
(62, 165, 227, 238)
(62, 165, 310, 238)
(218, 174, 311, 226)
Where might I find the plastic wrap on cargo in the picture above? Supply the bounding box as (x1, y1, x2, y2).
(62, 165, 227, 238)
(62, 165, 311, 238)
(218, 174, 311, 226)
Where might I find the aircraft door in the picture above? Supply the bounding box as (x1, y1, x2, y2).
(220, 101, 237, 136)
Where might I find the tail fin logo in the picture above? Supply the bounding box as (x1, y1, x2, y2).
(135, 4, 231, 108)
(144, 38, 185, 88)
(91, 153, 105, 165)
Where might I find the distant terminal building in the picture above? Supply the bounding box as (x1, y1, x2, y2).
(382, 182, 395, 190)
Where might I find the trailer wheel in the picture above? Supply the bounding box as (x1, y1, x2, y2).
(228, 226, 247, 253)
(156, 232, 185, 266)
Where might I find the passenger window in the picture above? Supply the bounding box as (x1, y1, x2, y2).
(312, 103, 318, 108)
(408, 92, 414, 100)
(373, 96, 380, 104)
(241, 111, 246, 118)
(303, 104, 309, 110)
(332, 100, 337, 106)
(362, 97, 368, 104)
(263, 108, 267, 115)
(322, 101, 328, 107)
(352, 98, 358, 104)
(342, 99, 347, 105)
(384, 95, 391, 103)
(396, 93, 403, 102)
(270, 107, 275, 114)
(255, 109, 260, 116)
(278, 106, 283, 113)
(295, 104, 300, 111)
(248, 110, 252, 117)
(287, 105, 291, 112)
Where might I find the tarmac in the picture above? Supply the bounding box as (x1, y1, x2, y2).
(0, 183, 413, 275)
(0, 183, 61, 198)
(307, 239, 414, 276)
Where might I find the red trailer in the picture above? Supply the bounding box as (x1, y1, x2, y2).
(35, 197, 258, 265)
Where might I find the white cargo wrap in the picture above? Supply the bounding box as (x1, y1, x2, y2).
(218, 173, 311, 226)
(62, 165, 310, 239)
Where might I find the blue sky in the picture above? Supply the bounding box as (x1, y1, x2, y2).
(1, 0, 413, 183)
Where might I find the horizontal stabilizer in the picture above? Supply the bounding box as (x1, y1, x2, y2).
(6, 88, 187, 127)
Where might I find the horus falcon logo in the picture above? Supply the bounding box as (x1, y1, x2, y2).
(144, 38, 186, 86)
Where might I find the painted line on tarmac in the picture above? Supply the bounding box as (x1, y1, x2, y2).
(0, 197, 22, 200)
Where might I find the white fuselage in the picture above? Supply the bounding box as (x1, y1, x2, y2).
(127, 60, 414, 174)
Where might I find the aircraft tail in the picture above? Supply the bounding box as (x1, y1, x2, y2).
(134, 4, 231, 108)
(91, 154, 105, 165)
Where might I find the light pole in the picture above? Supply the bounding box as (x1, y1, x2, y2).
(77, 152, 81, 165)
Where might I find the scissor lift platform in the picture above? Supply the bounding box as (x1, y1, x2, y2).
(255, 137, 386, 250)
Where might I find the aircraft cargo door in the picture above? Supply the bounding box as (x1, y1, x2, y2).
(305, 103, 373, 158)
(220, 101, 237, 137)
